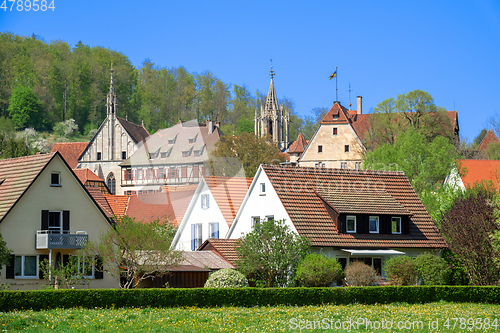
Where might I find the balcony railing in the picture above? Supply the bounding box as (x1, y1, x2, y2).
(35, 230, 88, 249)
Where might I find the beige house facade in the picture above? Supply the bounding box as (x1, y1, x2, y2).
(0, 153, 118, 290)
(299, 101, 365, 169)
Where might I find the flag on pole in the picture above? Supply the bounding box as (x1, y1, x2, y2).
(329, 71, 337, 80)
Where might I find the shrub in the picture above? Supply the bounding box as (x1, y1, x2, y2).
(384, 256, 417, 285)
(344, 261, 377, 286)
(296, 253, 343, 287)
(414, 254, 450, 285)
(204, 268, 249, 288)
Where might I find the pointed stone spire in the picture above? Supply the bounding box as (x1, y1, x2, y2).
(265, 60, 279, 114)
(107, 63, 117, 116)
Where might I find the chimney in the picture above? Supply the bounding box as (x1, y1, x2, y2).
(357, 96, 362, 115)
(207, 120, 213, 134)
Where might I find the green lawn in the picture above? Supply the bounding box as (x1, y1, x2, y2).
(0, 301, 499, 332)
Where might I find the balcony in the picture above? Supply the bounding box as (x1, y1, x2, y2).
(35, 230, 88, 250)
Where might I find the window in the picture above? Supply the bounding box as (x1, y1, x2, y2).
(49, 211, 62, 234)
(14, 255, 38, 278)
(340, 162, 347, 169)
(147, 169, 154, 179)
(161, 152, 167, 159)
(168, 139, 175, 144)
(369, 216, 379, 233)
(355, 162, 361, 170)
(346, 215, 356, 233)
(265, 215, 274, 221)
(149, 153, 156, 159)
(259, 183, 266, 195)
(193, 150, 201, 157)
(107, 173, 116, 194)
(392, 217, 402, 234)
(318, 145, 323, 153)
(50, 173, 60, 186)
(208, 222, 219, 239)
(122, 151, 127, 160)
(333, 127, 338, 135)
(201, 194, 210, 209)
(182, 151, 190, 157)
(169, 167, 177, 178)
(188, 137, 197, 144)
(344, 145, 350, 153)
(158, 168, 164, 179)
(251, 216, 261, 230)
(137, 169, 143, 180)
(97, 152, 102, 160)
(191, 224, 202, 251)
(124, 169, 132, 180)
(315, 162, 326, 168)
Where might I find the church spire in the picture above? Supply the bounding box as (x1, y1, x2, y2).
(107, 63, 117, 116)
(265, 59, 279, 113)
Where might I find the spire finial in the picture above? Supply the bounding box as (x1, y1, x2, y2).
(109, 62, 115, 95)
(269, 59, 275, 80)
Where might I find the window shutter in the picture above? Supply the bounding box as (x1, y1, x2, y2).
(340, 217, 346, 234)
(200, 195, 204, 209)
(206, 195, 209, 208)
(94, 256, 103, 279)
(41, 210, 49, 230)
(214, 222, 219, 239)
(63, 211, 70, 232)
(191, 224, 196, 251)
(402, 218, 410, 234)
(39, 254, 48, 279)
(6, 254, 15, 279)
(359, 216, 368, 234)
(380, 216, 390, 234)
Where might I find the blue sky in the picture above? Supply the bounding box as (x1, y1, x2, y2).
(1, 0, 500, 142)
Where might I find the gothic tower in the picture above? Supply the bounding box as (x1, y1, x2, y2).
(254, 64, 290, 150)
(107, 64, 117, 161)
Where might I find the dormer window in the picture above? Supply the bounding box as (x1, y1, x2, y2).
(346, 215, 356, 233)
(332, 115, 338, 119)
(392, 217, 402, 234)
(182, 151, 191, 157)
(168, 139, 175, 144)
(193, 150, 201, 157)
(50, 173, 61, 186)
(369, 216, 379, 233)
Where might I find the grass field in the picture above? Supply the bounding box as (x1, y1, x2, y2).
(0, 301, 499, 332)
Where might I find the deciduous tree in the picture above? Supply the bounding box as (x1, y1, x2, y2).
(235, 219, 309, 287)
(85, 216, 183, 289)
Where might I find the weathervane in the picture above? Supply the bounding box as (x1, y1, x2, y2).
(270, 59, 275, 79)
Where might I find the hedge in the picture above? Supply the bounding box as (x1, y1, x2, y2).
(0, 286, 499, 311)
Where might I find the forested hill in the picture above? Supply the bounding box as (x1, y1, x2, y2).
(0, 32, 316, 137)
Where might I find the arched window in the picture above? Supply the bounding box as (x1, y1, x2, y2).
(107, 173, 116, 195)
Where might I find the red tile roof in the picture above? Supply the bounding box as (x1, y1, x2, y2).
(0, 153, 55, 221)
(262, 165, 447, 249)
(198, 239, 239, 264)
(204, 176, 253, 227)
(50, 142, 88, 169)
(478, 130, 499, 151)
(103, 194, 130, 217)
(288, 133, 307, 154)
(123, 185, 196, 225)
(73, 168, 104, 184)
(320, 103, 350, 125)
(457, 159, 500, 189)
(86, 187, 114, 217)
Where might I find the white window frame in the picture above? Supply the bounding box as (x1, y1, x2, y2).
(369, 216, 380, 234)
(251, 216, 261, 230)
(259, 183, 266, 195)
(346, 215, 356, 233)
(194, 223, 202, 249)
(208, 222, 219, 239)
(265, 215, 274, 222)
(14, 255, 38, 279)
(201, 194, 210, 209)
(391, 216, 402, 234)
(340, 162, 347, 169)
(50, 172, 61, 186)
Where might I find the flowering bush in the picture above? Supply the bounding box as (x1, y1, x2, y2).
(204, 268, 249, 288)
(344, 261, 377, 286)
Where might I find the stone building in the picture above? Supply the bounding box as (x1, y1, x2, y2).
(77, 66, 149, 195)
(254, 66, 290, 150)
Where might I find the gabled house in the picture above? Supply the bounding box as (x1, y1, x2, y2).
(478, 129, 499, 151)
(445, 159, 500, 191)
(298, 98, 460, 169)
(119, 120, 221, 194)
(228, 165, 446, 275)
(172, 176, 252, 251)
(0, 152, 117, 289)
